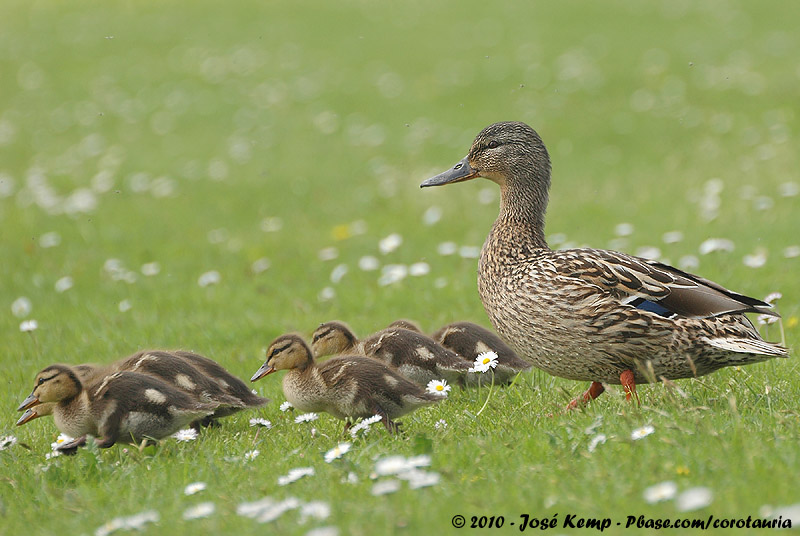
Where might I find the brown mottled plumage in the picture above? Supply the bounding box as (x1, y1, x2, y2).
(311, 321, 476, 387)
(432, 321, 532, 384)
(116, 351, 269, 421)
(17, 364, 218, 449)
(421, 121, 788, 406)
(251, 334, 442, 432)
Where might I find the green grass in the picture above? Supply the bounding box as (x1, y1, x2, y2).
(1, 0, 799, 534)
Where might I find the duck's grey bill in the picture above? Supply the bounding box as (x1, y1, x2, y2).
(420, 156, 478, 187)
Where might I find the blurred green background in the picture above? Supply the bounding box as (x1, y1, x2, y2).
(1, 0, 798, 534)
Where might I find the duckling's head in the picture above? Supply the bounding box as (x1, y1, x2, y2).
(311, 321, 357, 357)
(420, 121, 550, 191)
(251, 334, 314, 382)
(17, 365, 83, 411)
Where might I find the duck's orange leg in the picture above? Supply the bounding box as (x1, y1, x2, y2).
(620, 369, 640, 405)
(566, 381, 606, 410)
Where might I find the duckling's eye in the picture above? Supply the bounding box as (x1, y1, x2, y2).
(487, 140, 501, 149)
(37, 377, 45, 385)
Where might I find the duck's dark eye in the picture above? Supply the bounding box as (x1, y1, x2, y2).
(38, 378, 44, 385)
(487, 140, 500, 149)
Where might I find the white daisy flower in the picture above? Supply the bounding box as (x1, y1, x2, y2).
(256, 497, 300, 523)
(294, 412, 319, 424)
(306, 527, 339, 536)
(631, 425, 655, 440)
(19, 319, 38, 332)
(699, 238, 734, 255)
(249, 418, 272, 428)
(0, 435, 18, 450)
(379, 233, 403, 254)
(279, 401, 294, 412)
(437, 241, 457, 256)
(317, 247, 338, 261)
(643, 481, 678, 504)
(11, 296, 32, 318)
(243, 449, 260, 461)
(54, 276, 74, 293)
(371, 479, 401, 496)
(183, 502, 215, 520)
(405, 470, 441, 489)
(358, 255, 380, 271)
(434, 419, 448, 429)
(197, 270, 221, 287)
(299, 501, 331, 522)
(374, 454, 431, 477)
(615, 222, 634, 236)
(172, 428, 198, 442)
(458, 245, 481, 258)
(764, 292, 782, 304)
(141, 262, 161, 276)
(251, 257, 271, 274)
(39, 231, 62, 248)
(469, 351, 498, 373)
(277, 467, 314, 486)
(324, 442, 351, 463)
(676, 487, 713, 512)
(349, 414, 382, 438)
(95, 510, 159, 536)
(118, 300, 132, 313)
(426, 379, 451, 397)
(588, 433, 607, 453)
(184, 482, 207, 495)
(49, 433, 75, 455)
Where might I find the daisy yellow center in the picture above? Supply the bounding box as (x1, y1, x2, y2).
(482, 357, 490, 364)
(435, 385, 444, 391)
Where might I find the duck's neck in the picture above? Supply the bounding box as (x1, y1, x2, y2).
(493, 176, 550, 252)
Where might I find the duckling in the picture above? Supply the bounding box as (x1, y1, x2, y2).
(251, 334, 442, 432)
(432, 321, 533, 384)
(311, 321, 476, 387)
(115, 350, 269, 422)
(421, 121, 788, 406)
(17, 364, 218, 450)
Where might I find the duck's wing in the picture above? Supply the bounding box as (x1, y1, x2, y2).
(555, 248, 778, 319)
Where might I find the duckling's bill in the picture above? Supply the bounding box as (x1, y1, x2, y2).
(16, 392, 39, 412)
(16, 408, 38, 426)
(250, 364, 276, 382)
(420, 156, 478, 187)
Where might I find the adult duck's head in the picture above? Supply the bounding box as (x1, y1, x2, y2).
(420, 121, 550, 192)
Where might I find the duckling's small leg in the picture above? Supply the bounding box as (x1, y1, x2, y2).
(566, 381, 605, 410)
(373, 405, 399, 434)
(620, 370, 639, 405)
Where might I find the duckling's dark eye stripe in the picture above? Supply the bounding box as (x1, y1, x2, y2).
(271, 342, 292, 357)
(312, 328, 332, 343)
(38, 373, 59, 384)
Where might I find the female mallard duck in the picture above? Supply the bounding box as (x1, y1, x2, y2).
(432, 321, 533, 384)
(17, 364, 218, 450)
(250, 334, 442, 432)
(311, 321, 476, 387)
(421, 121, 788, 406)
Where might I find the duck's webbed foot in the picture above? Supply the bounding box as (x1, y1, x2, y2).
(620, 369, 640, 405)
(566, 381, 606, 410)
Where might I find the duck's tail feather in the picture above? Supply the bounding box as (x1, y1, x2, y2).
(705, 337, 789, 357)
